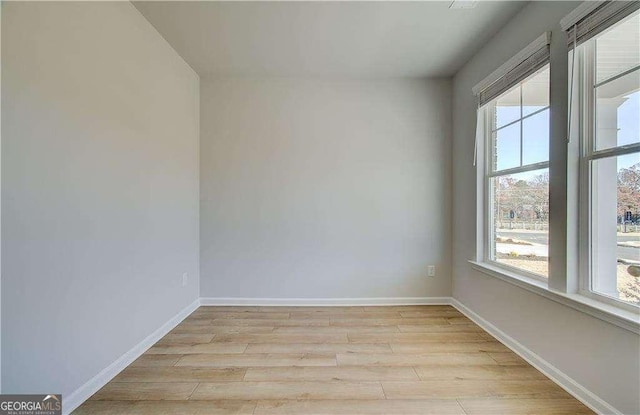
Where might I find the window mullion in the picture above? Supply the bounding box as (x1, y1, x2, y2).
(588, 143, 640, 161)
(488, 162, 550, 178)
(493, 105, 550, 133)
(519, 85, 524, 167)
(593, 65, 640, 89)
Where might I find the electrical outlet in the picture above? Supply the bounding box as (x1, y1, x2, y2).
(182, 273, 188, 287)
(427, 265, 436, 277)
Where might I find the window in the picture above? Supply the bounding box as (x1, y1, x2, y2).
(468, 4, 639, 330)
(575, 11, 640, 307)
(485, 66, 550, 279)
(472, 33, 551, 282)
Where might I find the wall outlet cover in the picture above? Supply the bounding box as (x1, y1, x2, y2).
(427, 265, 436, 277)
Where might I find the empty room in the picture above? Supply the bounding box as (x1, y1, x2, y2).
(1, 0, 639, 414)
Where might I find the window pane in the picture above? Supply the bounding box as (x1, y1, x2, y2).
(494, 122, 520, 171)
(595, 12, 640, 83)
(522, 109, 549, 165)
(522, 67, 550, 117)
(595, 71, 640, 151)
(591, 153, 640, 305)
(495, 85, 520, 128)
(491, 169, 549, 278)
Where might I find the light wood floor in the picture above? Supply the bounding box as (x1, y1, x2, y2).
(74, 306, 593, 414)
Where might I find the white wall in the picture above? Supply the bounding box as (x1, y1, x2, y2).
(200, 78, 451, 299)
(1, 1, 199, 398)
(0, 1, 3, 393)
(452, 2, 640, 414)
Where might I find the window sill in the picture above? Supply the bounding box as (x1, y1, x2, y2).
(469, 260, 640, 334)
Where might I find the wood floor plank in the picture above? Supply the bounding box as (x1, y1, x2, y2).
(390, 342, 510, 354)
(171, 325, 276, 334)
(179, 317, 218, 324)
(113, 367, 247, 383)
(210, 326, 277, 334)
(194, 306, 262, 313)
(155, 333, 215, 345)
(211, 319, 331, 327)
(212, 333, 348, 344)
(399, 310, 465, 318)
(382, 380, 570, 399)
(190, 381, 385, 400)
(90, 382, 197, 401)
(347, 332, 487, 343)
(458, 398, 595, 414)
(245, 343, 392, 354)
(362, 305, 456, 312)
(337, 352, 496, 366)
(397, 324, 483, 333)
(259, 306, 366, 313)
(414, 365, 547, 380)
(330, 318, 449, 327)
(146, 342, 248, 355)
(290, 311, 403, 319)
(489, 352, 529, 366)
(74, 400, 257, 414)
(244, 366, 419, 381)
(446, 316, 475, 325)
(254, 399, 466, 414)
(176, 353, 337, 368)
(273, 326, 400, 334)
(170, 325, 225, 334)
(190, 312, 291, 319)
(479, 332, 497, 341)
(71, 401, 137, 415)
(130, 354, 182, 367)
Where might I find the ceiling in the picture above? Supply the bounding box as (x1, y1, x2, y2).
(134, 1, 527, 79)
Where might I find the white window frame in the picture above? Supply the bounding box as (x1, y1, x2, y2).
(575, 26, 640, 312)
(482, 70, 551, 283)
(471, 5, 640, 335)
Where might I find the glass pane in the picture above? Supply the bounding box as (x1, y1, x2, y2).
(595, 70, 640, 151)
(491, 169, 549, 278)
(522, 109, 549, 165)
(595, 12, 640, 83)
(495, 85, 520, 128)
(522, 66, 550, 116)
(494, 122, 520, 171)
(591, 153, 640, 305)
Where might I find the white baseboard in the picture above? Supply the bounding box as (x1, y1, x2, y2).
(450, 298, 621, 415)
(199, 297, 452, 306)
(62, 298, 200, 415)
(62, 296, 620, 415)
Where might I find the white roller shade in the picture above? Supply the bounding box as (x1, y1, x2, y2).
(562, 0, 640, 48)
(472, 32, 551, 108)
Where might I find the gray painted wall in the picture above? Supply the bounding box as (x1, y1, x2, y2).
(200, 78, 452, 299)
(1, 2, 200, 396)
(0, 1, 3, 393)
(452, 2, 640, 414)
